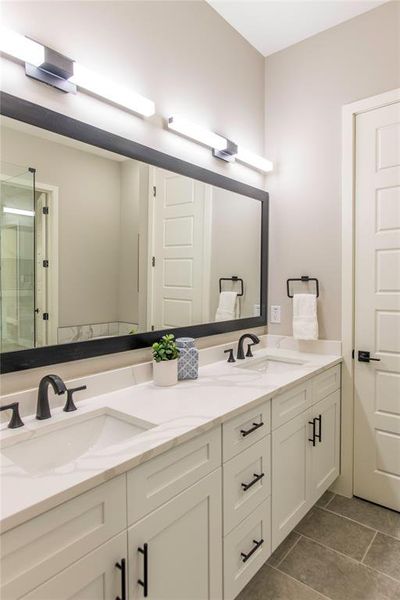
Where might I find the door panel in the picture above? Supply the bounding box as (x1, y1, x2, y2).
(128, 469, 222, 600)
(354, 100, 400, 511)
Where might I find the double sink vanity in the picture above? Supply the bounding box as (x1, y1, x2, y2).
(0, 338, 342, 600)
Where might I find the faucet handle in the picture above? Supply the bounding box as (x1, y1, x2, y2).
(224, 349, 236, 363)
(0, 402, 24, 429)
(246, 343, 256, 358)
(63, 385, 87, 412)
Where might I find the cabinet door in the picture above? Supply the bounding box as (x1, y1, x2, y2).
(271, 412, 310, 550)
(128, 469, 222, 600)
(21, 532, 127, 600)
(310, 390, 340, 504)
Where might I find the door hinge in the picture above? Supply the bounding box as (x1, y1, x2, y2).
(151, 325, 154, 331)
(352, 349, 354, 359)
(153, 185, 156, 197)
(42, 259, 49, 268)
(42, 206, 49, 215)
(152, 256, 156, 267)
(42, 312, 49, 321)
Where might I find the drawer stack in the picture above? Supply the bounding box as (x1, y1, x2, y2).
(222, 399, 272, 600)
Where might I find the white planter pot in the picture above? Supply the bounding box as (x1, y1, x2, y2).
(153, 359, 178, 387)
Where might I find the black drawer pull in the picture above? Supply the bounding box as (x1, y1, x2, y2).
(315, 414, 322, 443)
(138, 543, 148, 597)
(308, 418, 316, 446)
(115, 558, 126, 600)
(241, 472, 265, 491)
(241, 538, 264, 563)
(240, 421, 264, 437)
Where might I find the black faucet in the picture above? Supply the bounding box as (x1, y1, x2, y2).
(36, 374, 67, 420)
(237, 333, 260, 360)
(0, 402, 24, 428)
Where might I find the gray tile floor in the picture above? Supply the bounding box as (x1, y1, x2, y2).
(237, 493, 400, 600)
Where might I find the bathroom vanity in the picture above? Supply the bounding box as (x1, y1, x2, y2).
(0, 347, 341, 600)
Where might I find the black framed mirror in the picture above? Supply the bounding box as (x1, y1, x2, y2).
(0, 92, 268, 373)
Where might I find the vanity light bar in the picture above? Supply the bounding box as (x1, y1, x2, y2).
(167, 116, 229, 152)
(236, 148, 274, 173)
(70, 63, 155, 117)
(3, 206, 35, 217)
(0, 28, 45, 67)
(0, 28, 155, 117)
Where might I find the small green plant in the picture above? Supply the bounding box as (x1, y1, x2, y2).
(152, 334, 180, 363)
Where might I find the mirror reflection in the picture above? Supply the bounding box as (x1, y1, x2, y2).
(0, 117, 262, 352)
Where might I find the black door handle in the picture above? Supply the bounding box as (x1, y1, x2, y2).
(315, 414, 322, 443)
(240, 421, 264, 437)
(241, 539, 264, 563)
(138, 543, 148, 597)
(308, 418, 316, 446)
(241, 472, 265, 491)
(115, 558, 126, 600)
(358, 350, 381, 362)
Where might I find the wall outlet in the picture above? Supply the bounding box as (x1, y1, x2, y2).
(270, 305, 281, 324)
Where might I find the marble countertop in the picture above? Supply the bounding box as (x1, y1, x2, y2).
(0, 345, 341, 533)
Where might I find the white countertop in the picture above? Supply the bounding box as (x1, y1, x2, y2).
(0, 345, 341, 533)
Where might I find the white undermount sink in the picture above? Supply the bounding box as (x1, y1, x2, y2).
(1, 408, 154, 475)
(235, 355, 306, 373)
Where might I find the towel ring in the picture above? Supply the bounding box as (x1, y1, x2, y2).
(287, 276, 319, 298)
(219, 276, 244, 297)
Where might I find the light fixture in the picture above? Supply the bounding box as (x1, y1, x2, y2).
(70, 63, 155, 117)
(3, 206, 35, 217)
(167, 116, 238, 162)
(236, 148, 274, 173)
(0, 27, 45, 67)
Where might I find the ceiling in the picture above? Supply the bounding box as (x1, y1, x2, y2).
(206, 0, 387, 56)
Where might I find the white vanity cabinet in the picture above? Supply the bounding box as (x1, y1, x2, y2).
(271, 366, 341, 549)
(128, 469, 222, 600)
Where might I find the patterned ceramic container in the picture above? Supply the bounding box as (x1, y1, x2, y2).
(176, 337, 199, 380)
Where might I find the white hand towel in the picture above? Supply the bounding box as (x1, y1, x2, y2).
(215, 291, 237, 322)
(293, 293, 318, 340)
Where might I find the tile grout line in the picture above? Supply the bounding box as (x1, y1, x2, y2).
(319, 505, 400, 542)
(322, 492, 336, 509)
(275, 533, 302, 568)
(360, 530, 378, 563)
(269, 560, 333, 600)
(289, 532, 400, 585)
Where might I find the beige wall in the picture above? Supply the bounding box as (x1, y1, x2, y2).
(265, 1, 400, 340)
(0, 0, 266, 394)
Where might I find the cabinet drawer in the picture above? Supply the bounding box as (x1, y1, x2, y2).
(223, 399, 270, 462)
(127, 427, 221, 525)
(224, 497, 271, 600)
(223, 437, 271, 535)
(271, 381, 312, 430)
(312, 365, 341, 405)
(1, 475, 126, 600)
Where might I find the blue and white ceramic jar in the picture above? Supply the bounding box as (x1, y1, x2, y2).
(176, 337, 199, 380)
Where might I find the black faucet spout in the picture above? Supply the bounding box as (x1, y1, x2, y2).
(237, 333, 260, 360)
(37, 374, 67, 420)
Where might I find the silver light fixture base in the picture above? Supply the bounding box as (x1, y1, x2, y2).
(212, 140, 238, 162)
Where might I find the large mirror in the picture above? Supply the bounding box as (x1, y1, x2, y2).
(0, 94, 268, 371)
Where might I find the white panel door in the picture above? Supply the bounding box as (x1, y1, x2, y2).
(150, 168, 211, 329)
(128, 469, 222, 600)
(354, 101, 400, 511)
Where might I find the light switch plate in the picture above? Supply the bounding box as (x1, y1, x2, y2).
(270, 305, 281, 324)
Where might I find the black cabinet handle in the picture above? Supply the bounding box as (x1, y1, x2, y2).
(115, 558, 126, 600)
(138, 543, 148, 597)
(308, 419, 316, 446)
(240, 421, 264, 437)
(315, 414, 322, 443)
(241, 472, 265, 492)
(241, 538, 264, 563)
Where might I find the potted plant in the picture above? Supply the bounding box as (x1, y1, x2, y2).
(152, 334, 180, 387)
